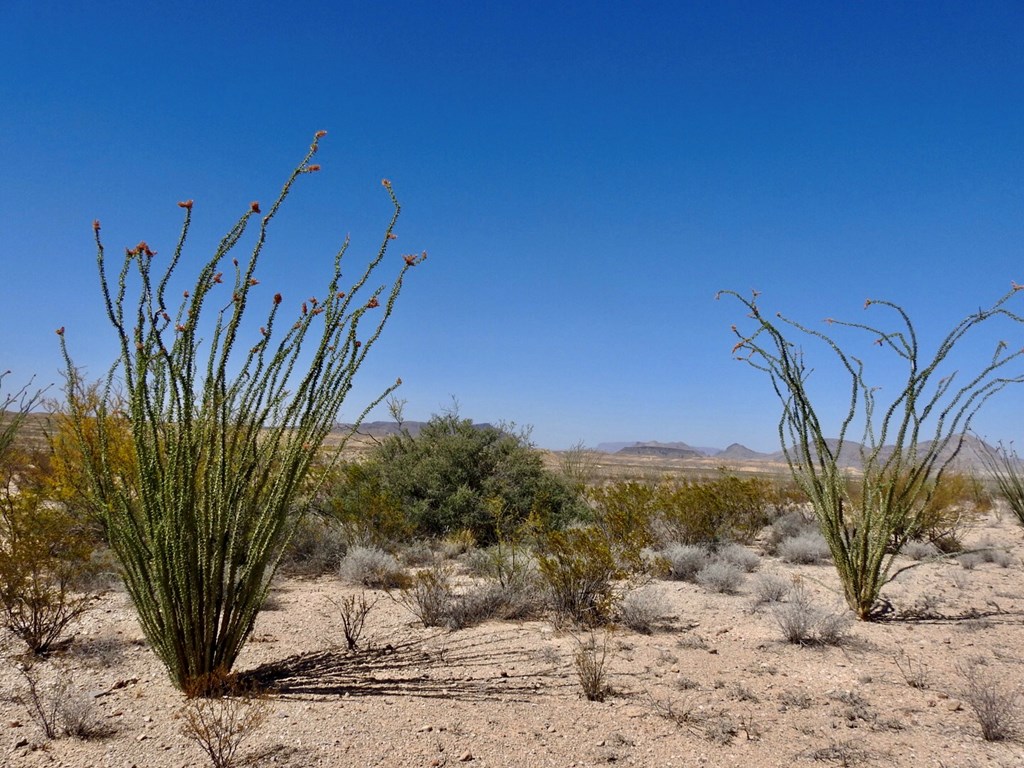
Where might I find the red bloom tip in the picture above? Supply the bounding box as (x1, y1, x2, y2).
(177, 200, 193, 210)
(354, 340, 362, 348)
(312, 307, 324, 315)
(232, 258, 238, 266)
(213, 272, 223, 284)
(825, 317, 835, 325)
(232, 293, 240, 302)
(367, 296, 380, 309)
(396, 377, 402, 386)
(337, 291, 345, 299)
(387, 232, 397, 240)
(403, 254, 416, 266)
(381, 178, 392, 188)
(250, 201, 261, 214)
(302, 302, 308, 315)
(875, 338, 884, 345)
(864, 298, 872, 309)
(249, 278, 259, 286)
(55, 326, 64, 336)
(260, 326, 267, 336)
(315, 130, 327, 139)
(273, 293, 282, 305)
(306, 164, 321, 173)
(1013, 281, 1024, 292)
(92, 219, 101, 231)
(175, 324, 186, 332)
(309, 296, 318, 305)
(183, 290, 190, 298)
(730, 324, 737, 332)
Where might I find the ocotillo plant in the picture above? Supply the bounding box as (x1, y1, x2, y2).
(720, 286, 1024, 619)
(58, 131, 424, 693)
(979, 441, 1024, 526)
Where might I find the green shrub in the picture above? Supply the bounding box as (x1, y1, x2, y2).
(332, 413, 584, 545)
(0, 452, 98, 655)
(536, 526, 626, 627)
(654, 474, 776, 546)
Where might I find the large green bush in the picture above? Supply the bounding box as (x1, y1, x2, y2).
(330, 412, 584, 544)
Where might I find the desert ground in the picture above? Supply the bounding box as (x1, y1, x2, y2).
(4, 494, 1024, 768)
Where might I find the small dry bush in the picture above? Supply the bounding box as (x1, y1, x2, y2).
(752, 573, 790, 605)
(772, 581, 849, 646)
(894, 650, 929, 690)
(334, 592, 377, 651)
(574, 632, 612, 702)
(15, 662, 105, 740)
(901, 539, 939, 561)
(760, 509, 817, 555)
(695, 559, 746, 594)
(777, 531, 831, 565)
(617, 586, 666, 634)
(396, 562, 454, 627)
(904, 472, 991, 553)
(958, 661, 1022, 741)
(338, 546, 408, 589)
(660, 544, 711, 582)
(280, 514, 348, 576)
(180, 695, 269, 768)
(715, 543, 761, 572)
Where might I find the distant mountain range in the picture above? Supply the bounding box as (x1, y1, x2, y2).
(595, 435, 1009, 473)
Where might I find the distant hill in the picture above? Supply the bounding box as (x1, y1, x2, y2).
(718, 443, 769, 461)
(616, 443, 704, 459)
(590, 434, 1008, 474)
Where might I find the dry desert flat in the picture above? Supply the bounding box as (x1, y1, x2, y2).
(5, 506, 1024, 768)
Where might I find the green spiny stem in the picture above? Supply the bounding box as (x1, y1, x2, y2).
(59, 134, 422, 692)
(720, 286, 1024, 619)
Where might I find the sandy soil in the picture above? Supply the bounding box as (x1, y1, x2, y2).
(4, 513, 1024, 768)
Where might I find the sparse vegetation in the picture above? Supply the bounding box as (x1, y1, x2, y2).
(958, 661, 1022, 741)
(574, 632, 612, 702)
(339, 546, 409, 589)
(772, 581, 849, 645)
(180, 695, 269, 768)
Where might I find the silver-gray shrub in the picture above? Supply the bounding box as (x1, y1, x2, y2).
(58, 133, 423, 694)
(661, 544, 711, 582)
(777, 531, 832, 565)
(695, 559, 746, 594)
(339, 546, 408, 589)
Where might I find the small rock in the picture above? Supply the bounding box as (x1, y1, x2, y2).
(8, 720, 21, 728)
(12, 737, 29, 749)
(137, 733, 148, 742)
(945, 699, 963, 712)
(458, 751, 474, 762)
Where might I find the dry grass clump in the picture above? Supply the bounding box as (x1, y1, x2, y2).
(339, 546, 409, 589)
(14, 662, 106, 740)
(958, 661, 1022, 742)
(752, 573, 791, 606)
(661, 544, 711, 582)
(695, 560, 746, 594)
(574, 632, 612, 702)
(616, 586, 667, 634)
(777, 531, 832, 565)
(715, 543, 761, 572)
(772, 581, 849, 646)
(179, 695, 269, 768)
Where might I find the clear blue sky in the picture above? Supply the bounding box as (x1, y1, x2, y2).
(2, 1, 1023, 451)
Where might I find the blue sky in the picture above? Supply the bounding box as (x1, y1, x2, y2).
(2, 1, 1023, 451)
